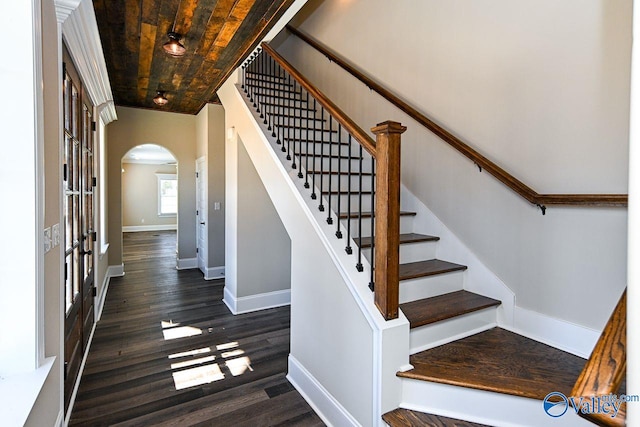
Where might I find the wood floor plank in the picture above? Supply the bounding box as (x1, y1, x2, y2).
(69, 231, 324, 426)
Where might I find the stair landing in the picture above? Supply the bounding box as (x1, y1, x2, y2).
(398, 327, 586, 400)
(383, 408, 489, 427)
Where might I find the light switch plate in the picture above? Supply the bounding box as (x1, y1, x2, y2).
(44, 227, 52, 253)
(214, 202, 221, 210)
(52, 223, 60, 247)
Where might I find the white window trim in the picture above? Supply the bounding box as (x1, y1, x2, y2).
(156, 173, 177, 217)
(98, 117, 109, 256)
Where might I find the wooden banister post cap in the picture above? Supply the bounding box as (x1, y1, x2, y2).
(371, 121, 407, 135)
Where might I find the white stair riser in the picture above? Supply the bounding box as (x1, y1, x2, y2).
(400, 380, 594, 427)
(362, 240, 438, 265)
(408, 308, 497, 355)
(399, 270, 463, 304)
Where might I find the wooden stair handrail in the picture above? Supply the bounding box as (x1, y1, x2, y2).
(261, 42, 377, 157)
(286, 25, 628, 212)
(571, 289, 626, 427)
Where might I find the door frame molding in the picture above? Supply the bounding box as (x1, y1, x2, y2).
(196, 156, 209, 276)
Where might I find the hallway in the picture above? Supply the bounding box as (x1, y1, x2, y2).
(69, 231, 323, 426)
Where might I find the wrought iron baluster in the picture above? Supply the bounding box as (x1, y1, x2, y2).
(304, 90, 310, 188)
(369, 156, 376, 291)
(326, 116, 333, 224)
(276, 61, 283, 146)
(267, 56, 274, 134)
(345, 134, 352, 254)
(286, 73, 292, 159)
(318, 106, 325, 212)
(311, 98, 317, 200)
(336, 124, 342, 238)
(356, 144, 363, 272)
(297, 85, 303, 179)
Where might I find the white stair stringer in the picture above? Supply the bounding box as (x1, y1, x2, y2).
(220, 75, 411, 426)
(399, 378, 594, 427)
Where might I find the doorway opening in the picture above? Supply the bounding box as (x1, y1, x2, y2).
(121, 144, 178, 263)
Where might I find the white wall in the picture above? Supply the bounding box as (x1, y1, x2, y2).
(236, 137, 291, 297)
(278, 0, 630, 330)
(107, 106, 197, 267)
(196, 104, 226, 271)
(122, 163, 178, 228)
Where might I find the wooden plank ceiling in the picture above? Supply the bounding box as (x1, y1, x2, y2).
(93, 0, 295, 115)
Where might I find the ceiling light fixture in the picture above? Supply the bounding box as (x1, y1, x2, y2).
(153, 91, 169, 106)
(163, 32, 186, 57)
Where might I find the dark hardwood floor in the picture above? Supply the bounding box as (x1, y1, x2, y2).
(70, 231, 324, 426)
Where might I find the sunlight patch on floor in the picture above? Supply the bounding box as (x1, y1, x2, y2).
(225, 356, 253, 376)
(162, 325, 202, 340)
(168, 347, 212, 359)
(172, 363, 225, 390)
(170, 355, 217, 370)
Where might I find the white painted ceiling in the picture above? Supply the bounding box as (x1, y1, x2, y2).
(122, 144, 177, 164)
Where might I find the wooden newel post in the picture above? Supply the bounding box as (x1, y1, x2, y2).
(372, 121, 406, 320)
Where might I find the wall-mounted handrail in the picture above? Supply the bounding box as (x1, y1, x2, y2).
(571, 289, 626, 427)
(261, 43, 376, 157)
(287, 25, 628, 213)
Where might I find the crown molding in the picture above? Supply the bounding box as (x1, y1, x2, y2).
(56, 0, 117, 124)
(54, 0, 81, 24)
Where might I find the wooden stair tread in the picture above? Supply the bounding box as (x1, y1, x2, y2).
(398, 327, 586, 400)
(400, 290, 500, 328)
(338, 211, 416, 219)
(399, 259, 467, 281)
(382, 408, 489, 427)
(359, 233, 439, 248)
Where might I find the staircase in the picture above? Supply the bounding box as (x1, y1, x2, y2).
(230, 45, 621, 427)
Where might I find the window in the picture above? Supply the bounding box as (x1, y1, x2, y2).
(157, 174, 177, 216)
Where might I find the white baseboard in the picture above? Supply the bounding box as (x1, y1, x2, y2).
(203, 265, 225, 280)
(107, 264, 125, 277)
(223, 287, 290, 315)
(64, 321, 98, 427)
(287, 355, 359, 427)
(176, 257, 198, 270)
(122, 224, 177, 232)
(508, 306, 600, 358)
(95, 264, 123, 321)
